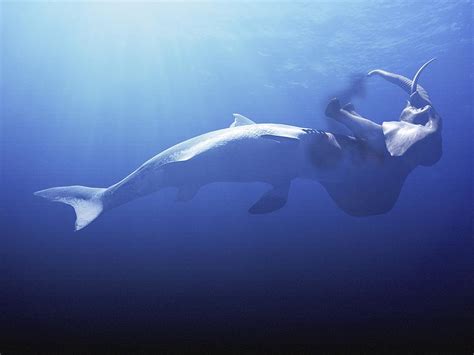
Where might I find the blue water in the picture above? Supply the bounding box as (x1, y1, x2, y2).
(1, 1, 472, 350)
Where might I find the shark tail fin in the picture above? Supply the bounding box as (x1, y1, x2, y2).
(34, 185, 107, 231)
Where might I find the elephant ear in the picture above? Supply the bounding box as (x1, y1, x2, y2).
(382, 103, 441, 159)
(382, 120, 442, 169)
(382, 121, 431, 156)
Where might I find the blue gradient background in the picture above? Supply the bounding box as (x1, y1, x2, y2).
(0, 1, 472, 350)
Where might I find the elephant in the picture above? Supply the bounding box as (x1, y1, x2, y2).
(322, 58, 441, 215)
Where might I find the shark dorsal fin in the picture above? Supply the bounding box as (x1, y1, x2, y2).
(230, 113, 256, 127)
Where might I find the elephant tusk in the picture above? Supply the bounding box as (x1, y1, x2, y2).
(410, 58, 436, 94)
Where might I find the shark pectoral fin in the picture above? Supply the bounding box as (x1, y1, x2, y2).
(248, 183, 290, 214)
(176, 184, 200, 202)
(230, 113, 256, 127)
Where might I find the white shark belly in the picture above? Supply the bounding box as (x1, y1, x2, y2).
(104, 124, 304, 208)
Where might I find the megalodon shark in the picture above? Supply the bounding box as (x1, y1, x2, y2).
(35, 60, 441, 231)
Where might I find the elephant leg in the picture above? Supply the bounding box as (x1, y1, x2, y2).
(325, 98, 387, 154)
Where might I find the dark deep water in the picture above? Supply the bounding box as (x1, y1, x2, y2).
(0, 1, 472, 352)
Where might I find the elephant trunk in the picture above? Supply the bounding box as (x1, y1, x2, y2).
(367, 59, 436, 106)
(367, 69, 414, 94)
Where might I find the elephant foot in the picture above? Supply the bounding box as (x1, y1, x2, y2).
(325, 98, 342, 119)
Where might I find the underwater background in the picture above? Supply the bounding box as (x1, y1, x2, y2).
(1, 0, 472, 351)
